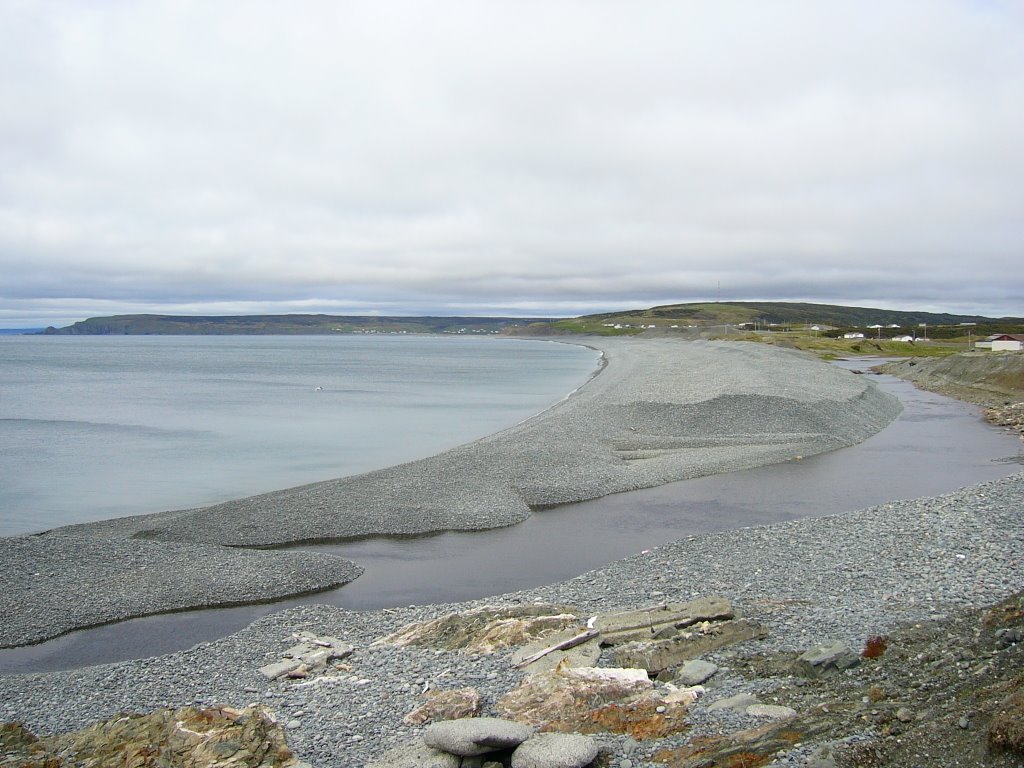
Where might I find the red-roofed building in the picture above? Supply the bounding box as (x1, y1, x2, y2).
(978, 334, 1024, 352)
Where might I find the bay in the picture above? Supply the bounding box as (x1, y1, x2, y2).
(2, 348, 1021, 673)
(0, 335, 601, 537)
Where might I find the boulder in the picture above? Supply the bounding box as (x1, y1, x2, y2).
(259, 632, 354, 680)
(497, 664, 651, 727)
(651, 717, 831, 767)
(746, 704, 798, 719)
(661, 684, 705, 705)
(707, 692, 759, 713)
(612, 619, 767, 675)
(258, 659, 304, 680)
(422, 717, 533, 757)
(1, 705, 307, 767)
(511, 733, 600, 768)
(374, 604, 579, 654)
(403, 687, 483, 725)
(496, 664, 689, 739)
(564, 666, 652, 686)
(510, 628, 602, 671)
(674, 659, 719, 686)
(895, 707, 915, 723)
(593, 597, 734, 645)
(796, 641, 861, 677)
(366, 741, 461, 768)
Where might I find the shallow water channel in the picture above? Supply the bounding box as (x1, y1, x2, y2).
(3, 361, 1021, 673)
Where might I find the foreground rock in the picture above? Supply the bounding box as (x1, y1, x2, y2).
(673, 591, 1024, 768)
(422, 717, 533, 757)
(511, 733, 600, 768)
(612, 618, 767, 675)
(0, 705, 307, 767)
(496, 664, 698, 740)
(371, 717, 600, 768)
(257, 631, 354, 681)
(372, 604, 580, 654)
(593, 597, 734, 645)
(795, 641, 861, 677)
(403, 687, 483, 725)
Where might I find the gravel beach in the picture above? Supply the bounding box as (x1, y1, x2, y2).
(0, 339, 901, 648)
(1, 471, 1022, 767)
(2, 339, 1022, 767)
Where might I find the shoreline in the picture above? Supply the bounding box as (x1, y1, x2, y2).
(2, 470, 1021, 766)
(0, 339, 901, 649)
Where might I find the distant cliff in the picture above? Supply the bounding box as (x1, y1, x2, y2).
(42, 314, 552, 335)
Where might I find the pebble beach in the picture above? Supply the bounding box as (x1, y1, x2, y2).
(5, 338, 1022, 767)
(1, 472, 1021, 767)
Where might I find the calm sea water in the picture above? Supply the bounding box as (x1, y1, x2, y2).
(0, 335, 600, 537)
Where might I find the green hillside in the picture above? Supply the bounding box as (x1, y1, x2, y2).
(530, 302, 1021, 337)
(593, 301, 1010, 327)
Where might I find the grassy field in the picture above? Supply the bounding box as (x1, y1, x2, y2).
(727, 331, 964, 359)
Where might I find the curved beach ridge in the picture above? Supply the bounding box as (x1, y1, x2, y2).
(0, 339, 900, 648)
(130, 339, 901, 547)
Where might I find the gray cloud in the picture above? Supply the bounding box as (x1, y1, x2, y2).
(1, 0, 1022, 327)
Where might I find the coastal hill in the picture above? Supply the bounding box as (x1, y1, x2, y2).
(40, 302, 1023, 337)
(41, 314, 550, 335)
(536, 301, 1023, 337)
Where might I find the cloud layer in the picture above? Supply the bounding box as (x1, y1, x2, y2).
(2, 1, 1022, 326)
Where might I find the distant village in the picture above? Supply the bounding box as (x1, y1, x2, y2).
(598, 320, 1024, 351)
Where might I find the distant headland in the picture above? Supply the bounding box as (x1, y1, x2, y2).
(39, 314, 550, 335)
(38, 301, 1022, 341)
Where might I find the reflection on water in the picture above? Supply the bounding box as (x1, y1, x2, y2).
(2, 363, 1021, 673)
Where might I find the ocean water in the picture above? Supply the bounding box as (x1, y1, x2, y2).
(0, 335, 600, 537)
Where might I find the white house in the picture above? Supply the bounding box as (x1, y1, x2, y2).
(983, 334, 1024, 352)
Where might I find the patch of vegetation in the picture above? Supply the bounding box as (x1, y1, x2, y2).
(751, 334, 962, 358)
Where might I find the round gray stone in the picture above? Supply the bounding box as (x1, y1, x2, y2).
(674, 659, 719, 686)
(366, 741, 460, 768)
(511, 732, 600, 768)
(423, 717, 534, 757)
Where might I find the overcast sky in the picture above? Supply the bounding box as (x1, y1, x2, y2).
(1, 1, 1022, 327)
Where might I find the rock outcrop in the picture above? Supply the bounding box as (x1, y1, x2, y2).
(0, 706, 307, 768)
